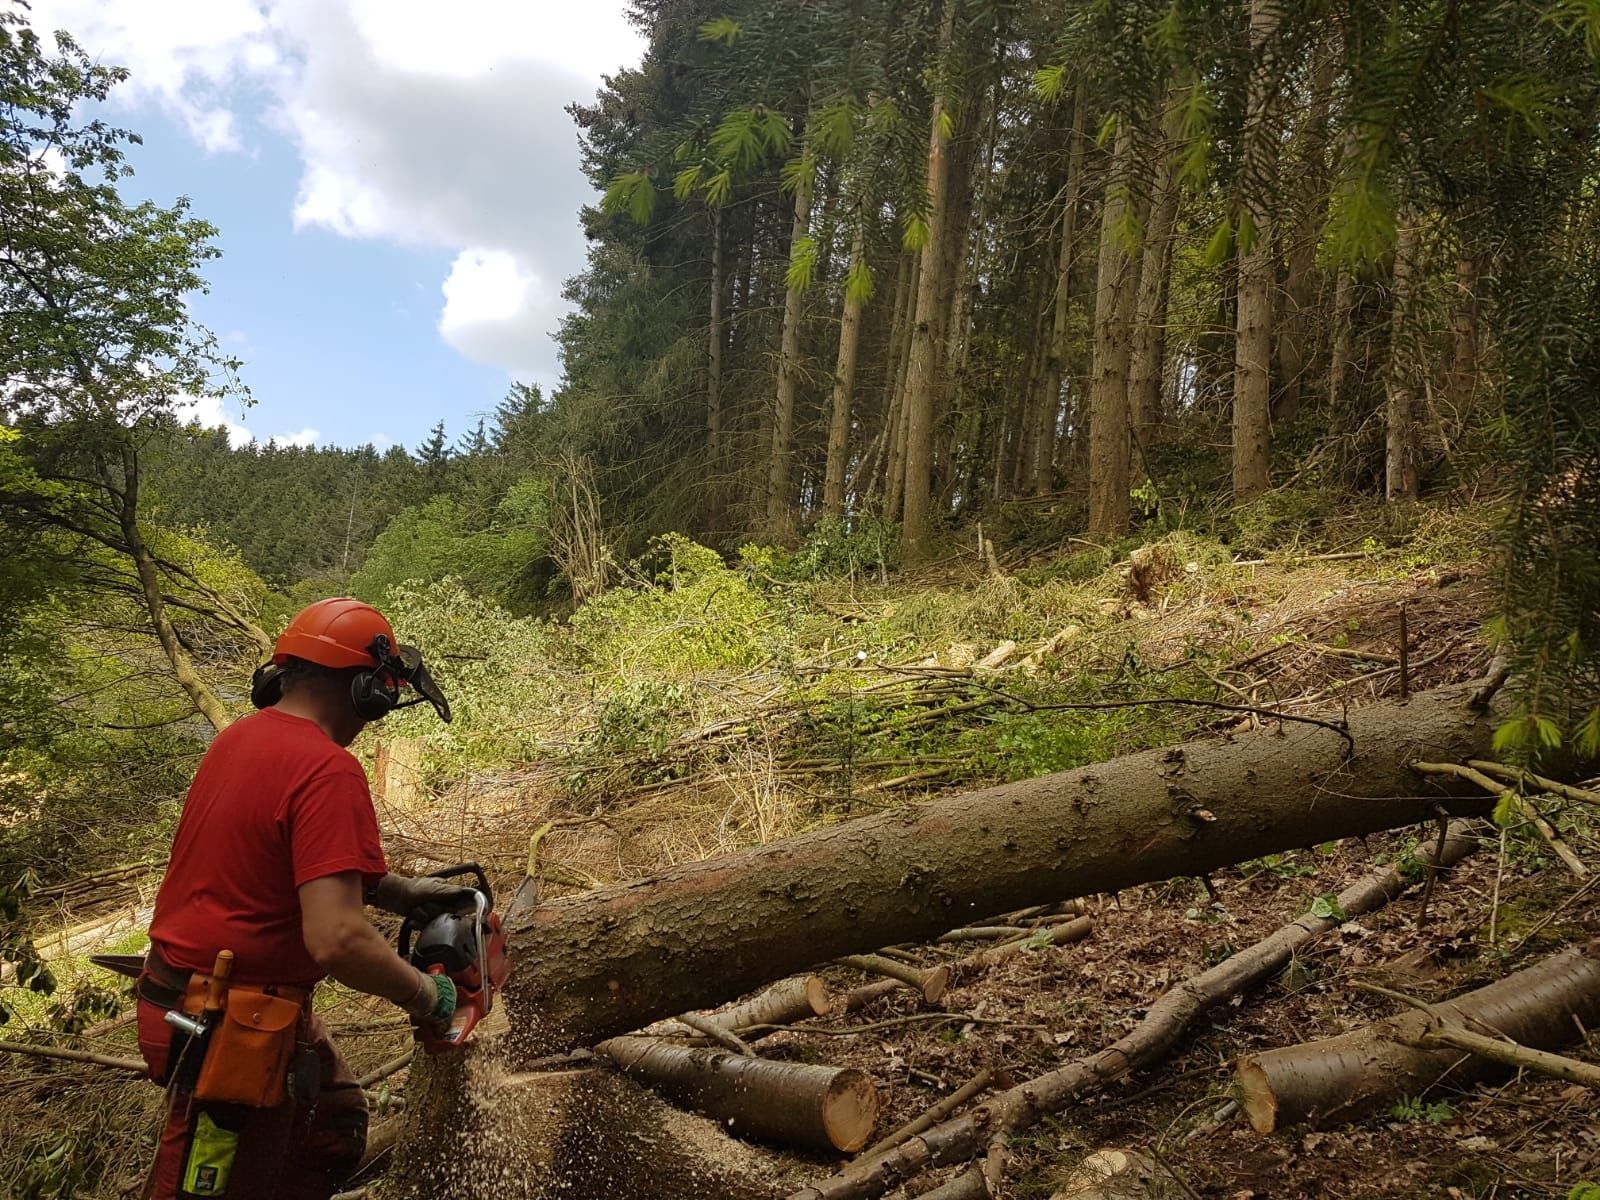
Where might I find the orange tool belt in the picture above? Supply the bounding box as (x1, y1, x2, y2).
(139, 948, 310, 1109)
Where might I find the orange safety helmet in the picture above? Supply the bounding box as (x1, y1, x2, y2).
(252, 598, 452, 722)
(272, 598, 397, 670)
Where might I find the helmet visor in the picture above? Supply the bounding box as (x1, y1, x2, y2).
(394, 644, 452, 723)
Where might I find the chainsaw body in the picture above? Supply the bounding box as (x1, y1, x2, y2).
(397, 863, 512, 1055)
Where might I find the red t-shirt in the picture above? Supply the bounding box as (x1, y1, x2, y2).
(149, 707, 387, 988)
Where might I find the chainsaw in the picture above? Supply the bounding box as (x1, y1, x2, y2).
(397, 862, 512, 1055)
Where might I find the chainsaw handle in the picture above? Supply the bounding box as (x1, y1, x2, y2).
(396, 862, 492, 960)
(421, 862, 493, 909)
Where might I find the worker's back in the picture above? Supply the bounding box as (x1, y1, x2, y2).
(149, 706, 385, 988)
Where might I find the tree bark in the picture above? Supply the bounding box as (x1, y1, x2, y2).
(899, 0, 959, 563)
(1087, 123, 1138, 536)
(1272, 51, 1335, 425)
(881, 254, 920, 522)
(824, 222, 868, 516)
(1327, 267, 1355, 408)
(1128, 122, 1180, 467)
(708, 204, 726, 469)
(1237, 939, 1600, 1132)
(1384, 211, 1424, 502)
(502, 684, 1497, 1057)
(1231, 0, 1283, 503)
(597, 1038, 881, 1152)
(1033, 84, 1087, 497)
(770, 163, 815, 534)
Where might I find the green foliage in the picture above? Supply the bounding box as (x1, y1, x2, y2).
(1202, 219, 1232, 267)
(594, 680, 689, 756)
(353, 477, 554, 613)
(602, 168, 657, 225)
(1568, 1184, 1600, 1200)
(1238, 853, 1315, 882)
(786, 233, 819, 291)
(698, 16, 742, 45)
(710, 106, 791, 172)
(777, 516, 899, 581)
(1389, 1096, 1454, 1125)
(1230, 488, 1340, 555)
(1032, 64, 1068, 103)
(374, 577, 551, 773)
(845, 258, 875, 306)
(1307, 893, 1346, 921)
(568, 534, 773, 675)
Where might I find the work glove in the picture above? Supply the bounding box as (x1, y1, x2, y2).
(403, 971, 458, 1033)
(370, 873, 480, 922)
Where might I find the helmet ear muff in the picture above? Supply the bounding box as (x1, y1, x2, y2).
(251, 664, 286, 710)
(349, 670, 400, 721)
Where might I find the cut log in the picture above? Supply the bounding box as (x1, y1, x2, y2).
(596, 1036, 880, 1152)
(837, 955, 950, 1004)
(501, 685, 1495, 1057)
(788, 820, 1483, 1200)
(696, 976, 832, 1031)
(1236, 939, 1600, 1132)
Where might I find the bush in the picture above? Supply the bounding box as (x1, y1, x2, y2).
(568, 534, 774, 675)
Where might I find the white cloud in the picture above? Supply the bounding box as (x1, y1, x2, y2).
(27, 0, 646, 389)
(175, 393, 250, 446)
(28, 0, 277, 153)
(175, 394, 321, 449)
(438, 249, 557, 376)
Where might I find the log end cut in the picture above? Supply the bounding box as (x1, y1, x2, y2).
(805, 974, 834, 1018)
(1233, 1058, 1279, 1134)
(821, 1067, 883, 1153)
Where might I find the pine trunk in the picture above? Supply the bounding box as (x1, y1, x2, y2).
(1087, 124, 1137, 536)
(1231, 0, 1283, 503)
(708, 205, 725, 467)
(769, 167, 814, 533)
(501, 683, 1496, 1056)
(1272, 52, 1334, 424)
(823, 224, 868, 515)
(1128, 128, 1180, 464)
(876, 254, 918, 518)
(1384, 213, 1423, 502)
(899, 0, 958, 563)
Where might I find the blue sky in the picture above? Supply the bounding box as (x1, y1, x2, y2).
(31, 0, 645, 452)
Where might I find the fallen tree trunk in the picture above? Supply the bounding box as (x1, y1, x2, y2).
(788, 820, 1483, 1200)
(503, 685, 1496, 1056)
(596, 1037, 881, 1152)
(1236, 939, 1600, 1131)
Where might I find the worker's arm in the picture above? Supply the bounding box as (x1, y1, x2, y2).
(300, 872, 446, 1019)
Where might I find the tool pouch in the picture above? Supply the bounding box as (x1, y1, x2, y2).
(193, 987, 301, 1108)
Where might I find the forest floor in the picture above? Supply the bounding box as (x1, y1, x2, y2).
(4, 502, 1599, 1199)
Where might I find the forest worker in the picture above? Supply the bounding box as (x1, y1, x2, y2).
(133, 597, 466, 1200)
